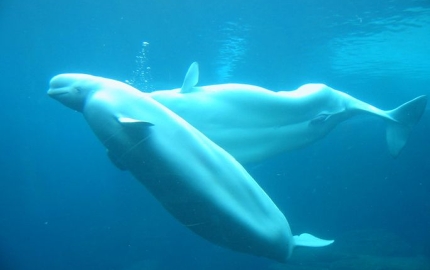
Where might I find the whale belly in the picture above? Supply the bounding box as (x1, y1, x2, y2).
(84, 94, 294, 262)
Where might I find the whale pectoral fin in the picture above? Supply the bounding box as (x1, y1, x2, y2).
(110, 117, 153, 169)
(118, 117, 154, 127)
(310, 110, 346, 126)
(117, 116, 154, 138)
(180, 62, 199, 93)
(107, 150, 127, 171)
(293, 233, 334, 248)
(386, 95, 427, 157)
(309, 113, 331, 125)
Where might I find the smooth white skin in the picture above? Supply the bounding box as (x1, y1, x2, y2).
(48, 74, 297, 262)
(150, 83, 392, 164)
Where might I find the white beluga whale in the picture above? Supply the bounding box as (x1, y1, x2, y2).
(47, 73, 333, 262)
(150, 62, 427, 164)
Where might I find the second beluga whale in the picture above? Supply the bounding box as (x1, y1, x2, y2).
(47, 73, 333, 263)
(150, 62, 427, 164)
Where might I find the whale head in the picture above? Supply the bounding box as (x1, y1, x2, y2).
(48, 73, 103, 112)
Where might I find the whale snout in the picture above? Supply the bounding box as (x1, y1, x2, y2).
(47, 74, 74, 96)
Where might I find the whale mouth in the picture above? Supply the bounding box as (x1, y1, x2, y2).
(47, 88, 69, 96)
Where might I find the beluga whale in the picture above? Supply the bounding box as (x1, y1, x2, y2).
(47, 73, 334, 262)
(150, 62, 427, 164)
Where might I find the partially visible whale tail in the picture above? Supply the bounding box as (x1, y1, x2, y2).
(286, 233, 334, 261)
(293, 233, 334, 248)
(385, 95, 427, 157)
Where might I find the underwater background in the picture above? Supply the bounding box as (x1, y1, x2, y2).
(1, 0, 430, 269)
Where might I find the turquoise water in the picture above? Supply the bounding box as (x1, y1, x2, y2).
(1, 0, 429, 269)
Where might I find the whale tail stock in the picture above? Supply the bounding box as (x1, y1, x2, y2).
(385, 95, 427, 157)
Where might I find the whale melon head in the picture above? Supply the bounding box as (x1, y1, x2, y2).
(48, 73, 102, 112)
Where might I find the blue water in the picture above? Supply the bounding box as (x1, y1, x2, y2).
(1, 0, 430, 269)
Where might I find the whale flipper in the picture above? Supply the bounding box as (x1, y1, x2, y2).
(293, 233, 334, 248)
(180, 62, 199, 93)
(385, 95, 427, 157)
(118, 117, 154, 126)
(106, 118, 153, 170)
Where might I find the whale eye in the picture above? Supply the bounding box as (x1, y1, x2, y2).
(75, 87, 82, 93)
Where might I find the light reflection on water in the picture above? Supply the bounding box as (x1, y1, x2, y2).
(328, 6, 430, 80)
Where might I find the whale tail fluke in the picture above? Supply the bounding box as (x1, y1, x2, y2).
(293, 233, 334, 248)
(385, 95, 427, 157)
